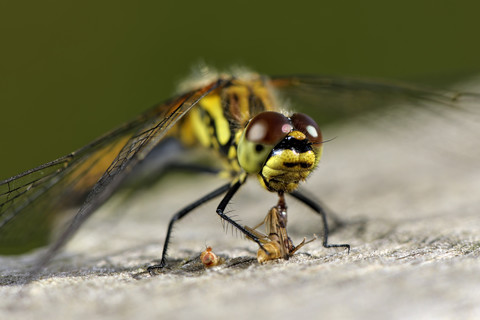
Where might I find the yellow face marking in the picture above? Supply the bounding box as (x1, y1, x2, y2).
(266, 149, 316, 171)
(288, 130, 306, 140)
(259, 146, 319, 192)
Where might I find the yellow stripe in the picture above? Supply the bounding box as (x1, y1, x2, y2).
(200, 94, 231, 146)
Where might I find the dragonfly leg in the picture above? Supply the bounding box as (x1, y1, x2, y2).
(148, 182, 230, 273)
(216, 179, 269, 255)
(290, 191, 350, 253)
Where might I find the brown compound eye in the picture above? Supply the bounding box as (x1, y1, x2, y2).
(290, 113, 322, 145)
(245, 111, 293, 145)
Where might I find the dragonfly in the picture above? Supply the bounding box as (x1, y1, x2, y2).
(0, 67, 478, 279)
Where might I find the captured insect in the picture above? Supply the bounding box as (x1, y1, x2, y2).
(200, 246, 223, 268)
(245, 193, 317, 263)
(0, 66, 478, 280)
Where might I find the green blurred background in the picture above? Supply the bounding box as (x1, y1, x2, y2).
(1, 1, 479, 179)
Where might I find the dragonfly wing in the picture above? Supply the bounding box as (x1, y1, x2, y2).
(29, 80, 226, 274)
(268, 75, 480, 125)
(0, 79, 225, 257)
(0, 123, 139, 254)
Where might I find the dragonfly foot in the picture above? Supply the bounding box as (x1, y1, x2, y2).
(147, 261, 166, 275)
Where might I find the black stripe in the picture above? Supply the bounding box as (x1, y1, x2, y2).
(273, 136, 312, 153)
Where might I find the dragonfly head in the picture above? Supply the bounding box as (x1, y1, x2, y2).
(237, 111, 323, 193)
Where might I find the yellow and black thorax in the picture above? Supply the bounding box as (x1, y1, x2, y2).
(175, 75, 323, 194)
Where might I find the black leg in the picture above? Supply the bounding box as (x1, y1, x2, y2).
(290, 191, 350, 252)
(215, 179, 267, 253)
(148, 182, 231, 272)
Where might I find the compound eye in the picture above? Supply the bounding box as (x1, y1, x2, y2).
(290, 113, 322, 145)
(245, 111, 293, 145)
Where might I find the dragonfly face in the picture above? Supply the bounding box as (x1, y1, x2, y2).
(237, 111, 323, 193)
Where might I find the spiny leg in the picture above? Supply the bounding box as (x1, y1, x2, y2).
(148, 182, 230, 273)
(216, 179, 268, 253)
(290, 188, 346, 231)
(290, 191, 350, 252)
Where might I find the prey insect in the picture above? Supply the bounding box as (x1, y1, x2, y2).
(245, 193, 317, 263)
(200, 246, 223, 268)
(1, 67, 476, 280)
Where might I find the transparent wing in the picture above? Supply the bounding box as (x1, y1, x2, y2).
(0, 125, 136, 254)
(0, 79, 225, 256)
(268, 74, 480, 125)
